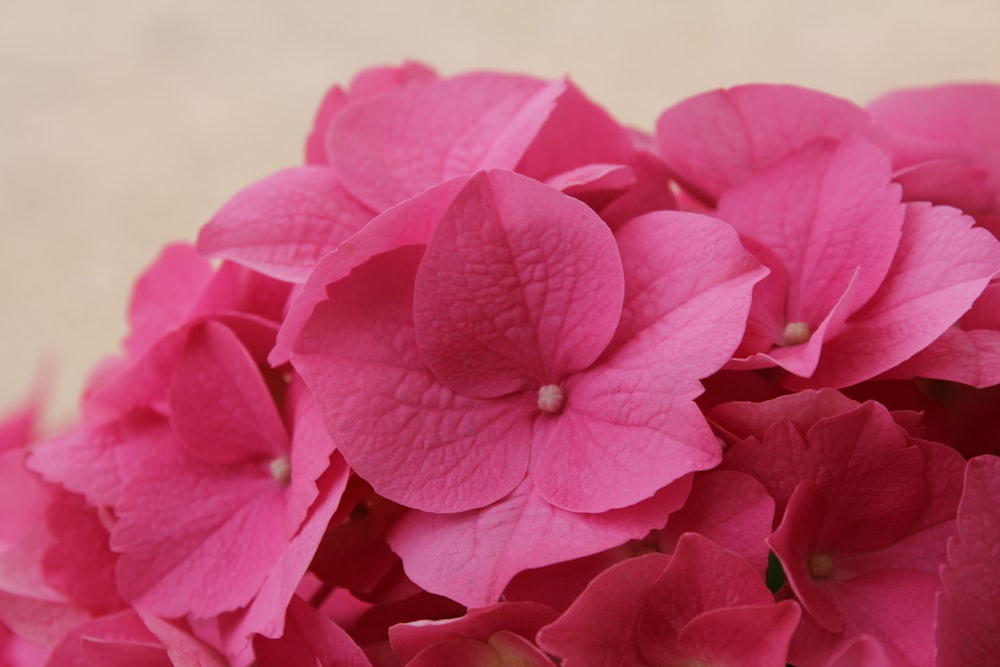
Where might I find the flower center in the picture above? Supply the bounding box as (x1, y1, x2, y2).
(537, 384, 565, 414)
(782, 321, 811, 346)
(808, 552, 835, 580)
(269, 455, 291, 485)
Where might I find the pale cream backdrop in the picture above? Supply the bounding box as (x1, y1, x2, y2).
(3, 0, 999, 423)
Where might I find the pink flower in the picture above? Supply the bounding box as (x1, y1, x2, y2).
(198, 64, 670, 284)
(536, 533, 801, 667)
(292, 169, 764, 602)
(715, 390, 966, 665)
(720, 140, 1000, 387)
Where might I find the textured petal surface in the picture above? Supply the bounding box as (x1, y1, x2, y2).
(936, 455, 1000, 667)
(657, 84, 875, 203)
(111, 419, 290, 618)
(536, 552, 670, 667)
(168, 320, 288, 465)
(803, 202, 1000, 388)
(388, 477, 689, 607)
(658, 470, 775, 574)
(294, 246, 533, 513)
(413, 170, 624, 397)
(716, 137, 903, 339)
(674, 601, 800, 667)
(273, 177, 467, 365)
(327, 72, 552, 210)
(197, 166, 376, 282)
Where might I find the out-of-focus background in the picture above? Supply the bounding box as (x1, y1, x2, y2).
(3, 0, 999, 423)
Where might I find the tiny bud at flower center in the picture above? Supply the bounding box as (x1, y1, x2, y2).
(537, 384, 565, 414)
(269, 456, 291, 485)
(783, 321, 811, 346)
(808, 553, 835, 580)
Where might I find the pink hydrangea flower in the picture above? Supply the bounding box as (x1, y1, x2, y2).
(536, 533, 801, 667)
(715, 390, 966, 666)
(292, 169, 764, 602)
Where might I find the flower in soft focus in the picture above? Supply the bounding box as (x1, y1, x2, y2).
(714, 390, 966, 666)
(2, 64, 1000, 666)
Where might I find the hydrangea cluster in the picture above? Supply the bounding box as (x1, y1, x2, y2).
(2, 63, 999, 666)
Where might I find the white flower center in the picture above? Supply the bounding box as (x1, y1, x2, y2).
(269, 455, 291, 485)
(537, 384, 565, 414)
(782, 321, 811, 346)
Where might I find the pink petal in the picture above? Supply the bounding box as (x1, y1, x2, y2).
(716, 136, 904, 336)
(123, 243, 214, 358)
(253, 596, 373, 667)
(388, 477, 689, 607)
(111, 420, 289, 618)
(273, 177, 468, 365)
(294, 246, 532, 513)
(389, 601, 558, 664)
(803, 202, 1000, 388)
(606, 211, 768, 379)
(767, 481, 845, 633)
(820, 635, 891, 667)
(674, 601, 800, 667)
(658, 470, 775, 573)
(413, 170, 624, 397)
(168, 320, 288, 465)
(532, 380, 717, 512)
(656, 84, 875, 204)
(710, 388, 860, 445)
(28, 424, 124, 509)
(306, 62, 437, 164)
(45, 611, 167, 667)
(638, 533, 775, 663)
(514, 81, 634, 182)
(789, 568, 940, 667)
(936, 455, 1000, 666)
(327, 73, 553, 210)
(215, 454, 348, 654)
(536, 553, 670, 667)
(197, 167, 376, 282)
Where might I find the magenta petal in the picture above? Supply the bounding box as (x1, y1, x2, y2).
(716, 137, 903, 332)
(638, 533, 776, 664)
(168, 320, 288, 465)
(216, 454, 348, 654)
(767, 481, 844, 633)
(536, 553, 670, 667)
(607, 211, 767, 377)
(936, 455, 1000, 666)
(388, 477, 689, 607)
(253, 596, 373, 667)
(197, 166, 376, 282)
(658, 470, 775, 574)
(533, 377, 718, 512)
(294, 247, 532, 513)
(674, 601, 801, 667)
(656, 84, 875, 204)
(272, 177, 467, 365)
(820, 635, 891, 667)
(123, 243, 214, 358)
(327, 72, 551, 210)
(111, 422, 288, 618)
(390, 601, 558, 664)
(807, 202, 1000, 388)
(413, 170, 624, 397)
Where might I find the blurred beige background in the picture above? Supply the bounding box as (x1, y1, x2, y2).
(3, 0, 1000, 424)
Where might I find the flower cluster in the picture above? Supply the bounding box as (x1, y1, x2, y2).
(2, 63, 999, 666)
